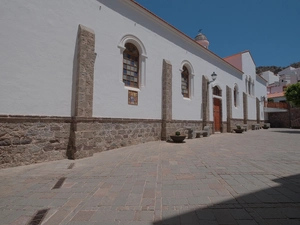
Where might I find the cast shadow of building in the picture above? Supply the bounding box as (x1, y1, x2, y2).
(271, 130, 300, 134)
(153, 174, 300, 225)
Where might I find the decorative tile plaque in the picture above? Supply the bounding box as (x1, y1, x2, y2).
(128, 90, 138, 105)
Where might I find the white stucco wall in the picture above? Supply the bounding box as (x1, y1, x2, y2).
(0, 0, 80, 116)
(261, 71, 279, 85)
(231, 77, 245, 119)
(93, 0, 244, 121)
(256, 76, 267, 120)
(241, 53, 256, 120)
(268, 84, 284, 94)
(0, 0, 256, 122)
(241, 52, 266, 120)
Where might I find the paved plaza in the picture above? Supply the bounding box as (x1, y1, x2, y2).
(0, 128, 300, 225)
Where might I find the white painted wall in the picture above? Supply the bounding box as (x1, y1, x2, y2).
(256, 76, 267, 120)
(241, 52, 266, 120)
(0, 0, 263, 123)
(241, 53, 256, 120)
(0, 0, 80, 116)
(278, 67, 300, 85)
(261, 71, 279, 85)
(268, 83, 284, 94)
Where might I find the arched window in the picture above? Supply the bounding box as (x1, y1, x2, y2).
(213, 86, 222, 96)
(248, 78, 251, 95)
(181, 66, 189, 98)
(123, 43, 139, 88)
(233, 85, 238, 107)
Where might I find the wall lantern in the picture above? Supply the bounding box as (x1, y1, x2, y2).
(208, 72, 217, 85)
(260, 96, 266, 102)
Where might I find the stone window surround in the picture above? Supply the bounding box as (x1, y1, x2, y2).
(179, 60, 195, 99)
(212, 84, 222, 97)
(118, 34, 147, 90)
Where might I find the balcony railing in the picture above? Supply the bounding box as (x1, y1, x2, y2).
(265, 102, 288, 109)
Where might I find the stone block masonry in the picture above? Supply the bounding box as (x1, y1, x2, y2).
(226, 86, 232, 132)
(164, 120, 204, 139)
(161, 59, 172, 140)
(0, 115, 266, 168)
(0, 116, 71, 168)
(74, 24, 96, 118)
(269, 108, 300, 128)
(202, 76, 209, 129)
(68, 24, 96, 159)
(73, 118, 161, 155)
(0, 116, 162, 168)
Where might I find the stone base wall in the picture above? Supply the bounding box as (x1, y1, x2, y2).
(268, 108, 300, 128)
(164, 120, 216, 138)
(165, 120, 204, 138)
(1, 114, 272, 168)
(229, 119, 265, 132)
(0, 116, 162, 168)
(0, 116, 71, 168)
(71, 118, 161, 157)
(290, 108, 300, 128)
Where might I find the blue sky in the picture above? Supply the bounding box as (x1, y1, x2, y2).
(134, 0, 299, 67)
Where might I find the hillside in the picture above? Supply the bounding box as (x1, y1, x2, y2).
(256, 61, 300, 74)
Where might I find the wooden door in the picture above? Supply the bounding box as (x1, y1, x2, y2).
(213, 98, 221, 132)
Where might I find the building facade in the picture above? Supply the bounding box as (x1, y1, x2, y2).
(0, 0, 266, 168)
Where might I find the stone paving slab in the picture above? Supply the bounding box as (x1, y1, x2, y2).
(0, 128, 300, 224)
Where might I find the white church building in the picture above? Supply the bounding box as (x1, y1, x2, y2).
(0, 0, 267, 167)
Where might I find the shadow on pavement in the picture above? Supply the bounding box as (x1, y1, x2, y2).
(154, 174, 300, 225)
(271, 130, 300, 134)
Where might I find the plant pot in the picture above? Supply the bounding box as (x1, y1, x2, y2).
(233, 129, 244, 133)
(170, 135, 186, 143)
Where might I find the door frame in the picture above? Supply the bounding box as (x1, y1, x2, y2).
(213, 97, 222, 133)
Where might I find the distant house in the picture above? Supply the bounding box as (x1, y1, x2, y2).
(265, 67, 300, 103)
(263, 67, 300, 128)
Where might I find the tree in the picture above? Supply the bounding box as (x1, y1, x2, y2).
(285, 83, 300, 107)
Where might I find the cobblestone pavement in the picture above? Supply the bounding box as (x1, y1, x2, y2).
(0, 128, 300, 225)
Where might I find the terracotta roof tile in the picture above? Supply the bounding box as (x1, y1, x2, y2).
(267, 92, 285, 98)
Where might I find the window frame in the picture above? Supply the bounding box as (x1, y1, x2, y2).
(181, 66, 190, 98)
(122, 43, 140, 88)
(118, 34, 147, 90)
(213, 85, 222, 97)
(233, 84, 239, 107)
(179, 60, 195, 99)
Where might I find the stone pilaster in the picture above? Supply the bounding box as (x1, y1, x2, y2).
(202, 76, 209, 128)
(226, 86, 232, 132)
(256, 97, 260, 123)
(243, 92, 248, 124)
(68, 24, 96, 159)
(75, 24, 96, 117)
(161, 59, 172, 140)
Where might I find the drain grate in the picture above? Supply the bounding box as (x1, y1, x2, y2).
(52, 177, 66, 189)
(68, 163, 75, 169)
(27, 209, 49, 225)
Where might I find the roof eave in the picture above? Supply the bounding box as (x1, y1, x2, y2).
(125, 0, 243, 75)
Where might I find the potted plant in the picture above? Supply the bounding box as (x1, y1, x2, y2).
(170, 131, 186, 143)
(262, 124, 269, 129)
(233, 125, 244, 133)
